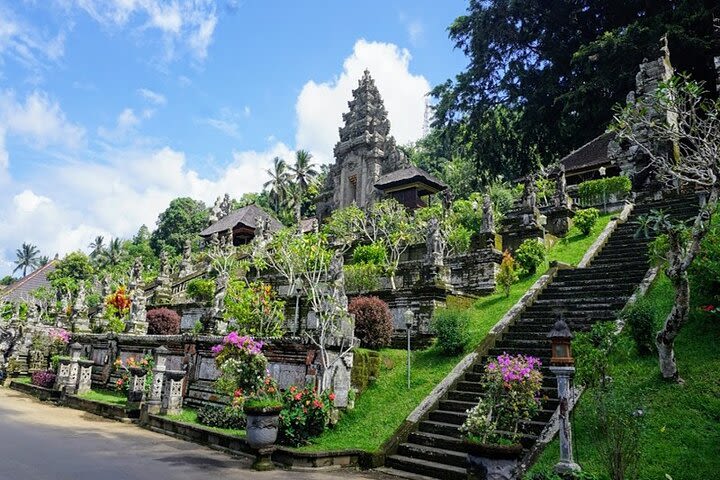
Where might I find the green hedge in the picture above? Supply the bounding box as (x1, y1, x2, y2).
(577, 176, 632, 204)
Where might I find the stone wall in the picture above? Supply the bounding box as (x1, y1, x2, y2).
(71, 333, 353, 408)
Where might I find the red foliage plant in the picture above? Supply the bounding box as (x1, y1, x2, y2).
(147, 307, 181, 335)
(348, 295, 393, 349)
(106, 286, 131, 315)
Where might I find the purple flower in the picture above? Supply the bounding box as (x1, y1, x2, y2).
(211, 344, 223, 356)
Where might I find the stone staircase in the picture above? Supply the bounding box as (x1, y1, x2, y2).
(384, 194, 699, 480)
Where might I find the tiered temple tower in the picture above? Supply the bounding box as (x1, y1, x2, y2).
(315, 70, 409, 220)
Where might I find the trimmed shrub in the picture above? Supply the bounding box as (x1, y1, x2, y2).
(31, 370, 56, 389)
(620, 299, 656, 356)
(352, 243, 387, 265)
(348, 296, 393, 349)
(577, 176, 632, 205)
(344, 264, 381, 293)
(196, 404, 246, 430)
(147, 307, 181, 335)
(431, 308, 470, 355)
(515, 239, 545, 275)
(575, 208, 600, 236)
(186, 278, 214, 303)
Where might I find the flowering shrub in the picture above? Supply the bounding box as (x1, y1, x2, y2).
(701, 305, 719, 316)
(31, 328, 70, 358)
(106, 286, 131, 314)
(278, 385, 336, 446)
(147, 307, 181, 335)
(48, 328, 70, 345)
(113, 354, 154, 393)
(31, 370, 57, 389)
(348, 296, 393, 349)
(460, 353, 543, 444)
(212, 333, 268, 397)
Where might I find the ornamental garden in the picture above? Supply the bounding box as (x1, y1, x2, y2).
(2, 41, 720, 480)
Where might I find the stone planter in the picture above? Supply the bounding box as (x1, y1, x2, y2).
(126, 366, 147, 409)
(244, 405, 283, 471)
(465, 440, 523, 480)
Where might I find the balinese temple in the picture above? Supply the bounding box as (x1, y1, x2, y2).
(315, 70, 446, 220)
(200, 204, 283, 246)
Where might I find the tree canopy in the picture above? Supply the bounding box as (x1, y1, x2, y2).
(150, 197, 209, 255)
(432, 0, 719, 182)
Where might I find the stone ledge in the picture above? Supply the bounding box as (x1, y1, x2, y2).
(9, 379, 61, 402)
(64, 395, 139, 422)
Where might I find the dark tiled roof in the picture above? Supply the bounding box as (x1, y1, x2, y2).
(560, 132, 614, 173)
(200, 204, 283, 237)
(374, 166, 447, 191)
(1, 261, 57, 303)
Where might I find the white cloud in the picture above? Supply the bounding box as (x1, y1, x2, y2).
(71, 0, 218, 61)
(13, 190, 51, 214)
(97, 107, 141, 140)
(137, 88, 167, 106)
(399, 13, 424, 46)
(197, 107, 243, 139)
(295, 39, 430, 164)
(0, 90, 86, 151)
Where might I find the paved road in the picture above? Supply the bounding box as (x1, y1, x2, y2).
(0, 387, 392, 480)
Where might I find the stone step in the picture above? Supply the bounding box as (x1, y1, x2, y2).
(590, 259, 650, 269)
(407, 431, 466, 452)
(439, 399, 478, 413)
(385, 454, 468, 480)
(531, 297, 629, 307)
(419, 419, 462, 438)
(397, 442, 469, 469)
(540, 290, 632, 300)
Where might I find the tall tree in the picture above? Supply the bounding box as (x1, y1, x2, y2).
(263, 156, 290, 214)
(288, 150, 318, 226)
(36, 255, 50, 268)
(150, 197, 209, 255)
(88, 235, 105, 259)
(13, 242, 40, 277)
(102, 238, 124, 267)
(433, 0, 719, 178)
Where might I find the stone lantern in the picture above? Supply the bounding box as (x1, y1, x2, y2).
(548, 318, 574, 366)
(547, 317, 581, 475)
(146, 346, 169, 415)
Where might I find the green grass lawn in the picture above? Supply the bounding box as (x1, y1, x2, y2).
(165, 408, 246, 438)
(13, 376, 32, 384)
(300, 214, 614, 453)
(527, 274, 720, 480)
(78, 388, 128, 407)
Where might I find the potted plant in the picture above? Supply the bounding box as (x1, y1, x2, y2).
(460, 353, 543, 477)
(211, 333, 281, 470)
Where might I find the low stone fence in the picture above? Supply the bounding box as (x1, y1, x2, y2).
(70, 333, 353, 408)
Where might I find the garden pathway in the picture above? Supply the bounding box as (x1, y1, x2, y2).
(0, 388, 391, 480)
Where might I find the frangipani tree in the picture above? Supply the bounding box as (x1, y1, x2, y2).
(613, 75, 719, 382)
(253, 229, 355, 391)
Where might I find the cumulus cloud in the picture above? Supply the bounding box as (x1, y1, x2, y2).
(295, 39, 430, 164)
(0, 5, 66, 74)
(71, 0, 218, 61)
(0, 90, 86, 152)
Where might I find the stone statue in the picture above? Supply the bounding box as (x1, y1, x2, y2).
(328, 249, 348, 311)
(254, 215, 266, 239)
(159, 251, 170, 278)
(209, 196, 222, 225)
(481, 194, 495, 233)
(220, 193, 232, 219)
(553, 166, 568, 208)
(522, 175, 537, 210)
(441, 189, 454, 215)
(210, 271, 229, 319)
(219, 229, 232, 251)
(127, 287, 148, 334)
(178, 239, 193, 278)
(425, 217, 443, 266)
(0, 322, 22, 372)
(74, 284, 88, 318)
(208, 232, 219, 249)
(129, 257, 143, 290)
(102, 275, 111, 298)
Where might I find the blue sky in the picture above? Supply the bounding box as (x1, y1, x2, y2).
(0, 0, 468, 276)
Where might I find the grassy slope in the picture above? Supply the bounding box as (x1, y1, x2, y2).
(527, 275, 720, 479)
(300, 214, 613, 453)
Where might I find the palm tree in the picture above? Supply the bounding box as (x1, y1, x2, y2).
(88, 235, 105, 259)
(36, 255, 50, 267)
(102, 238, 123, 267)
(288, 150, 318, 226)
(13, 243, 40, 277)
(264, 156, 290, 214)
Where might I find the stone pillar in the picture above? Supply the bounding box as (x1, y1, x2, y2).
(64, 342, 83, 395)
(146, 346, 168, 415)
(161, 370, 186, 415)
(54, 358, 72, 391)
(76, 359, 94, 395)
(550, 365, 581, 475)
(126, 366, 146, 410)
